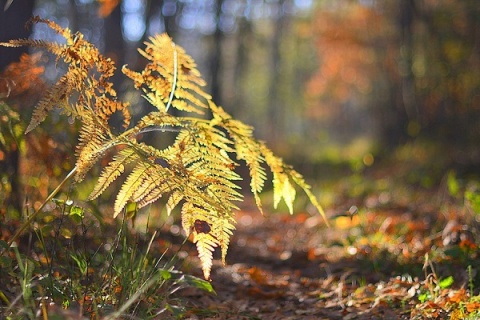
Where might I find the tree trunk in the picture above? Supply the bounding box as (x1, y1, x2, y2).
(267, 0, 287, 145)
(0, 0, 35, 71)
(0, 0, 35, 216)
(104, 3, 125, 89)
(209, 0, 224, 106)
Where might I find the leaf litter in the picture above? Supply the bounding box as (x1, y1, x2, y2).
(176, 181, 480, 319)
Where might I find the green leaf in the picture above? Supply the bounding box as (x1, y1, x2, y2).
(70, 254, 88, 275)
(465, 190, 480, 214)
(159, 269, 172, 280)
(69, 205, 85, 223)
(125, 201, 138, 220)
(447, 170, 460, 197)
(183, 274, 215, 294)
(439, 276, 454, 289)
(0, 240, 9, 250)
(418, 292, 430, 303)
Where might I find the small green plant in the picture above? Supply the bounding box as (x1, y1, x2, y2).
(465, 186, 480, 215)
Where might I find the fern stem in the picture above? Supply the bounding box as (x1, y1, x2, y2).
(164, 43, 177, 113)
(5, 166, 78, 249)
(137, 127, 180, 135)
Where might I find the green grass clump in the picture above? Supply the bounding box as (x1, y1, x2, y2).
(0, 200, 214, 319)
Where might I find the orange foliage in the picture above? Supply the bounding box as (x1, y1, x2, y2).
(97, 0, 119, 18)
(0, 53, 45, 101)
(306, 4, 390, 120)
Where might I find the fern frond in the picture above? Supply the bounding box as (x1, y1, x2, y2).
(209, 101, 267, 213)
(88, 148, 140, 200)
(181, 203, 219, 279)
(288, 168, 329, 226)
(166, 191, 184, 215)
(122, 33, 210, 114)
(193, 232, 216, 280)
(257, 142, 296, 213)
(114, 162, 153, 217)
(25, 74, 71, 133)
(0, 39, 67, 57)
(214, 215, 236, 265)
(2, 19, 327, 281)
(28, 16, 74, 41)
(131, 165, 178, 208)
(75, 119, 109, 182)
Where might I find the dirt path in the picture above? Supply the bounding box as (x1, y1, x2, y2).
(180, 206, 416, 319)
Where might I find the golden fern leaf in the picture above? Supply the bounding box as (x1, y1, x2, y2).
(2, 18, 328, 280)
(209, 101, 267, 213)
(193, 232, 216, 280)
(166, 191, 184, 215)
(288, 169, 329, 226)
(212, 214, 236, 266)
(28, 16, 74, 41)
(131, 165, 178, 208)
(0, 39, 67, 58)
(75, 120, 109, 182)
(25, 74, 71, 133)
(257, 143, 296, 213)
(181, 203, 219, 279)
(88, 148, 140, 200)
(122, 33, 210, 114)
(114, 162, 153, 217)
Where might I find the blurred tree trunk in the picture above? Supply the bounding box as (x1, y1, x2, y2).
(0, 0, 35, 216)
(0, 0, 34, 71)
(233, 16, 252, 117)
(104, 3, 125, 89)
(209, 0, 224, 106)
(381, 0, 416, 147)
(267, 0, 287, 145)
(398, 0, 417, 127)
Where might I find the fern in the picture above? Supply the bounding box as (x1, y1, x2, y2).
(0, 17, 327, 279)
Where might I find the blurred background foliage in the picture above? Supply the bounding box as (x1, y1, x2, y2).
(0, 0, 479, 216)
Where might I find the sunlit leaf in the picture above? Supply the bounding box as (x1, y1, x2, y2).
(438, 276, 454, 289)
(183, 275, 216, 294)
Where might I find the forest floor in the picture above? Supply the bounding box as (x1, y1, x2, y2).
(1, 158, 480, 320)
(174, 166, 480, 320)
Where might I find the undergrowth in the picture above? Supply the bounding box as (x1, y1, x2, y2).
(0, 197, 214, 319)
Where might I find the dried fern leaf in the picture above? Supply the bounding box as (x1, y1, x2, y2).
(25, 74, 71, 133)
(75, 119, 110, 182)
